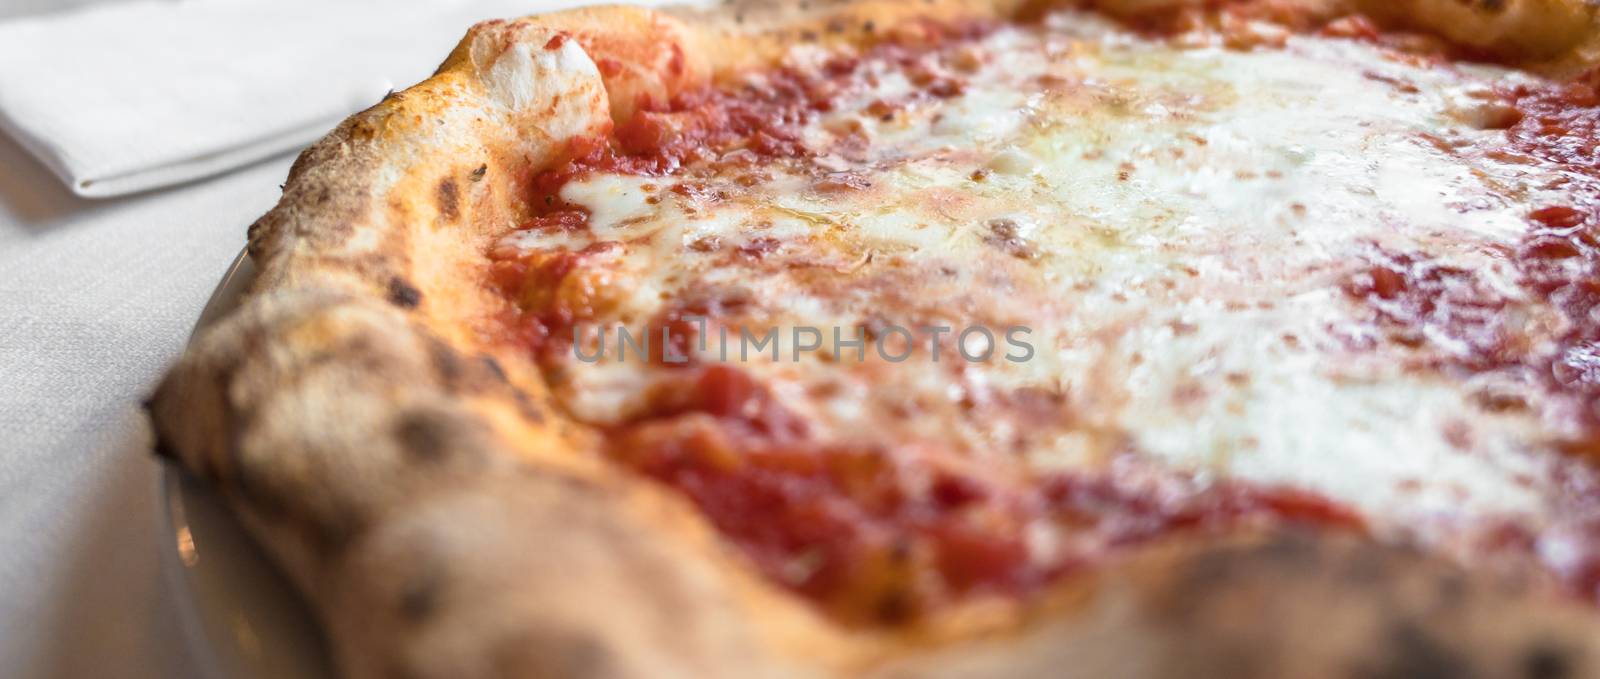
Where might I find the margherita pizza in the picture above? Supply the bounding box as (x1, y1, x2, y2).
(147, 0, 1600, 676)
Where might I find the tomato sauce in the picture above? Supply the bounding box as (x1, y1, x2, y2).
(487, 240, 622, 359)
(1331, 76, 1600, 605)
(1501, 79, 1600, 449)
(610, 364, 1362, 624)
(1343, 78, 1600, 444)
(489, 20, 1369, 625)
(517, 20, 1000, 215)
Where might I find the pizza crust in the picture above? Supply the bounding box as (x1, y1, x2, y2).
(1360, 0, 1600, 70)
(147, 1, 1600, 677)
(875, 532, 1600, 679)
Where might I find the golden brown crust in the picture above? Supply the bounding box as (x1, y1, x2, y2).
(148, 2, 1600, 678)
(873, 532, 1600, 679)
(1087, 0, 1600, 72)
(1357, 0, 1600, 72)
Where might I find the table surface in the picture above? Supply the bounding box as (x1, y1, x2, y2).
(0, 2, 303, 668)
(0, 136, 297, 678)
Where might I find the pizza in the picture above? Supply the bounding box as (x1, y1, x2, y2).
(146, 0, 1600, 676)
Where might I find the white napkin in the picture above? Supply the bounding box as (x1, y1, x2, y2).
(0, 0, 674, 198)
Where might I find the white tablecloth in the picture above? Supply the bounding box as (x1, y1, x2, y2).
(0, 0, 686, 674)
(0, 0, 542, 674)
(0, 1, 292, 674)
(0, 116, 294, 678)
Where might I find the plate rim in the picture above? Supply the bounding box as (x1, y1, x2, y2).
(156, 247, 336, 679)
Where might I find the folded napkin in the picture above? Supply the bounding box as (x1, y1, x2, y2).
(0, 0, 677, 198)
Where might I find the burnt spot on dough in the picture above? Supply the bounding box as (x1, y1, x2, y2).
(512, 388, 546, 424)
(1338, 540, 1391, 586)
(436, 177, 461, 222)
(386, 277, 423, 310)
(1523, 642, 1575, 679)
(397, 563, 445, 623)
(1358, 619, 1468, 679)
(1430, 570, 1469, 610)
(480, 355, 508, 383)
(423, 337, 519, 397)
(1177, 532, 1315, 586)
(393, 404, 496, 472)
(470, 164, 487, 182)
(428, 338, 467, 387)
(304, 511, 361, 560)
(492, 627, 613, 678)
(394, 407, 472, 463)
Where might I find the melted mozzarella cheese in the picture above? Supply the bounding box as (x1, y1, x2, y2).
(500, 11, 1599, 566)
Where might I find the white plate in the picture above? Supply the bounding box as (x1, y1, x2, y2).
(159, 250, 336, 679)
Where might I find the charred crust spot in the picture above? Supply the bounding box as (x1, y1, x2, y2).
(1256, 530, 1321, 563)
(874, 588, 914, 624)
(436, 177, 461, 222)
(1430, 570, 1468, 609)
(386, 277, 423, 309)
(305, 512, 359, 559)
(395, 410, 456, 463)
(391, 405, 494, 469)
(513, 389, 545, 423)
(429, 338, 466, 387)
(1523, 643, 1573, 679)
(470, 164, 487, 182)
(398, 565, 444, 623)
(1361, 619, 1468, 679)
(1337, 540, 1390, 585)
(1174, 545, 1237, 591)
(479, 355, 509, 383)
(493, 628, 612, 678)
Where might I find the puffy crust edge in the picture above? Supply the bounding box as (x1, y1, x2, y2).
(149, 2, 1600, 678)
